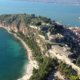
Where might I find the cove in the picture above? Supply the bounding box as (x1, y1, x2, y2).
(0, 28, 27, 80)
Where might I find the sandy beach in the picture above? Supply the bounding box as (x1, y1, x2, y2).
(0, 26, 38, 80)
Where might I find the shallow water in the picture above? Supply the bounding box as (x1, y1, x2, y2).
(0, 28, 27, 80)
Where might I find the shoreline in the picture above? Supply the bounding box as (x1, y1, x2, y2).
(0, 26, 38, 80)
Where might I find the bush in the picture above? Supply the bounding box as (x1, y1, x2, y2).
(30, 57, 58, 80)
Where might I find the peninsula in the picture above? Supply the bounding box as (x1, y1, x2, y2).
(0, 14, 80, 80)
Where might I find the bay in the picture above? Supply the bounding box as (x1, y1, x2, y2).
(0, 28, 27, 80)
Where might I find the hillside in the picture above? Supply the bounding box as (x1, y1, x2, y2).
(0, 14, 80, 80)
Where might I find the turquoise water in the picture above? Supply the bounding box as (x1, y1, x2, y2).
(0, 1, 80, 26)
(0, 28, 27, 80)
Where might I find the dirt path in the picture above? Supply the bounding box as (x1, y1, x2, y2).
(48, 45, 80, 76)
(55, 71, 65, 80)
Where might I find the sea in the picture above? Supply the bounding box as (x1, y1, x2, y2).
(0, 28, 27, 80)
(0, 0, 80, 26)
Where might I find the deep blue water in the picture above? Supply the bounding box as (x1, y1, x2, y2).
(0, 28, 27, 80)
(0, 1, 80, 26)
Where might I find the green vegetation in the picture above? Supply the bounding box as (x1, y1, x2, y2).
(58, 62, 79, 80)
(0, 14, 52, 30)
(30, 57, 58, 80)
(76, 56, 80, 67)
(17, 32, 43, 63)
(17, 32, 59, 80)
